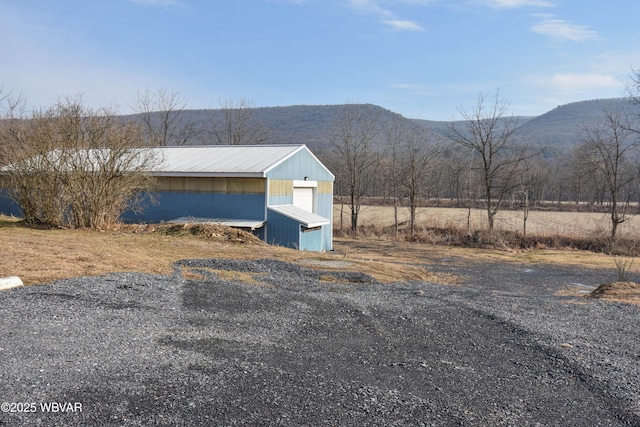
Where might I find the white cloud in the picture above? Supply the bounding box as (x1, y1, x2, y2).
(498, 71, 626, 117)
(383, 20, 425, 31)
(485, 0, 554, 9)
(527, 73, 621, 93)
(348, 0, 393, 18)
(550, 73, 619, 90)
(477, 0, 597, 43)
(531, 18, 599, 41)
(348, 0, 427, 31)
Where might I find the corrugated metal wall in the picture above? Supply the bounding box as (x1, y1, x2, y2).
(124, 177, 267, 223)
(0, 189, 22, 217)
(268, 180, 293, 206)
(127, 148, 333, 251)
(124, 192, 267, 223)
(268, 179, 333, 251)
(154, 177, 265, 194)
(299, 226, 324, 252)
(266, 209, 324, 251)
(266, 209, 300, 249)
(266, 149, 334, 251)
(316, 184, 334, 251)
(266, 149, 334, 182)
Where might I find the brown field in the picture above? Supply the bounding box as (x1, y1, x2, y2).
(334, 205, 640, 239)
(0, 220, 437, 285)
(1, 209, 638, 304)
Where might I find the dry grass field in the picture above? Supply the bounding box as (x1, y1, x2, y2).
(1, 209, 638, 304)
(334, 204, 640, 239)
(0, 219, 436, 285)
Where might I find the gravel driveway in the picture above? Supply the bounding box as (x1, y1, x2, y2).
(0, 258, 639, 426)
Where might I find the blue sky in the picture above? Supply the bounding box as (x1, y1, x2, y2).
(1, 0, 639, 120)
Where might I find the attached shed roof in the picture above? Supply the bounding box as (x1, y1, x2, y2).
(268, 205, 330, 228)
(149, 144, 312, 177)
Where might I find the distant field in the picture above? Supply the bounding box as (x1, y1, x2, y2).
(333, 205, 640, 239)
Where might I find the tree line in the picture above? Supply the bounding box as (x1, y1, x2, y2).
(326, 74, 640, 242)
(1, 72, 640, 241)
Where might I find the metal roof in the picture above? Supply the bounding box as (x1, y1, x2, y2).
(268, 205, 330, 228)
(149, 145, 306, 177)
(0, 145, 334, 179)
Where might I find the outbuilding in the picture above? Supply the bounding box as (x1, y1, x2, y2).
(136, 144, 334, 251)
(0, 144, 334, 251)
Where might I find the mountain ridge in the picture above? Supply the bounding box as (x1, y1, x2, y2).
(127, 98, 640, 154)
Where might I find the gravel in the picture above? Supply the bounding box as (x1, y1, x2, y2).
(0, 257, 639, 426)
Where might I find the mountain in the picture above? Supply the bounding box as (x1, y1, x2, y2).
(125, 98, 640, 155)
(512, 98, 640, 153)
(150, 104, 407, 153)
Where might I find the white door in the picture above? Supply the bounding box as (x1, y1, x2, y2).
(293, 187, 314, 213)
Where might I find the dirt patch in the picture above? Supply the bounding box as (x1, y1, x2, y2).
(297, 259, 354, 269)
(588, 282, 640, 305)
(115, 223, 264, 245)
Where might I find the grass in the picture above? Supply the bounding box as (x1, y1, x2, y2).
(336, 205, 640, 240)
(338, 205, 640, 304)
(588, 282, 640, 305)
(0, 218, 439, 285)
(1, 213, 638, 304)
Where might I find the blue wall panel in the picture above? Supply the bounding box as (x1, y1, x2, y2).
(266, 149, 334, 181)
(316, 193, 333, 251)
(268, 195, 293, 206)
(266, 209, 300, 249)
(267, 208, 325, 251)
(123, 192, 266, 223)
(299, 227, 323, 252)
(0, 191, 23, 217)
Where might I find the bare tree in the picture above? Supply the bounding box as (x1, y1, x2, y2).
(207, 98, 269, 145)
(447, 90, 536, 234)
(132, 87, 197, 146)
(579, 107, 639, 240)
(1, 97, 159, 228)
(329, 104, 383, 233)
(398, 124, 441, 237)
(516, 158, 547, 237)
(0, 87, 27, 165)
(383, 117, 407, 234)
(627, 68, 640, 107)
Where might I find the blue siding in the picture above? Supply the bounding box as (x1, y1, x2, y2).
(123, 192, 266, 223)
(268, 195, 292, 206)
(0, 191, 22, 217)
(266, 149, 334, 181)
(266, 209, 300, 249)
(299, 227, 324, 252)
(316, 192, 333, 251)
(266, 208, 324, 251)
